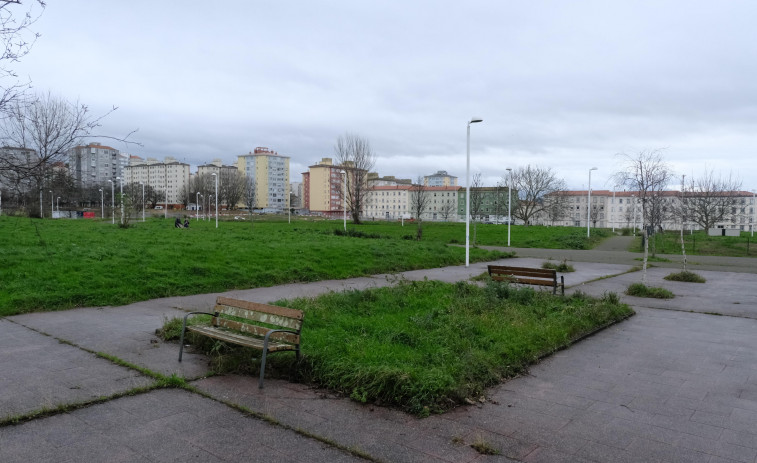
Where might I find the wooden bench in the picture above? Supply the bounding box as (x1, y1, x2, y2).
(487, 265, 565, 295)
(178, 296, 304, 388)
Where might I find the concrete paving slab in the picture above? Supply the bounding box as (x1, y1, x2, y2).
(0, 388, 366, 463)
(0, 319, 155, 421)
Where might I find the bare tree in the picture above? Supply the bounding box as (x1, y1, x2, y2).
(684, 169, 742, 230)
(243, 175, 256, 227)
(334, 133, 375, 224)
(409, 176, 430, 240)
(511, 165, 566, 226)
(439, 197, 456, 221)
(469, 173, 484, 245)
(544, 190, 570, 225)
(220, 169, 246, 210)
(614, 150, 674, 283)
(0, 1, 45, 113)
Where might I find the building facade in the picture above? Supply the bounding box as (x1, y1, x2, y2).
(68, 142, 121, 188)
(424, 170, 458, 187)
(237, 147, 290, 212)
(364, 185, 460, 221)
(123, 156, 191, 207)
(301, 158, 345, 217)
(457, 186, 512, 222)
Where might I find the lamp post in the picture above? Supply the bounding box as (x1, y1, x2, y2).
(506, 167, 512, 247)
(340, 170, 347, 231)
(50, 190, 53, 218)
(612, 187, 616, 232)
(200, 194, 204, 220)
(108, 179, 114, 224)
(212, 172, 218, 228)
(196, 191, 200, 221)
(164, 165, 168, 219)
(99, 188, 104, 218)
(752, 189, 756, 237)
(140, 182, 145, 222)
(587, 167, 597, 238)
(465, 117, 483, 267)
(56, 196, 60, 213)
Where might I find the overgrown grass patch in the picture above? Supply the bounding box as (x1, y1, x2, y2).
(664, 271, 706, 283)
(541, 259, 575, 272)
(625, 283, 674, 299)
(163, 280, 633, 415)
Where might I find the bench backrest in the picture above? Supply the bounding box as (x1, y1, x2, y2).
(213, 296, 304, 345)
(488, 265, 557, 287)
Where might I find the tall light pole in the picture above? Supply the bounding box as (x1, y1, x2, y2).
(117, 176, 124, 225)
(341, 170, 347, 231)
(56, 196, 60, 213)
(164, 165, 168, 219)
(212, 172, 218, 228)
(140, 182, 145, 222)
(108, 179, 114, 224)
(196, 191, 200, 221)
(465, 117, 483, 267)
(99, 188, 104, 219)
(50, 190, 53, 218)
(506, 167, 512, 247)
(632, 194, 637, 236)
(586, 167, 597, 237)
(612, 187, 616, 232)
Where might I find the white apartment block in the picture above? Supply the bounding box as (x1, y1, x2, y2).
(364, 185, 459, 221)
(123, 156, 191, 206)
(545, 190, 756, 232)
(68, 143, 122, 187)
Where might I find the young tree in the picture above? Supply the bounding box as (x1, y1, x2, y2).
(685, 169, 742, 230)
(439, 197, 456, 222)
(219, 169, 246, 210)
(334, 133, 375, 224)
(409, 176, 430, 240)
(243, 175, 256, 228)
(510, 165, 566, 226)
(614, 150, 674, 283)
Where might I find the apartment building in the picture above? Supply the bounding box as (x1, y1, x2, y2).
(364, 185, 460, 221)
(237, 147, 290, 212)
(457, 186, 512, 222)
(68, 142, 121, 187)
(123, 156, 191, 207)
(424, 170, 458, 187)
(301, 157, 344, 217)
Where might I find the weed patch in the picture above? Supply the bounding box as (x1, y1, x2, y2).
(664, 271, 706, 283)
(626, 283, 674, 299)
(541, 259, 575, 272)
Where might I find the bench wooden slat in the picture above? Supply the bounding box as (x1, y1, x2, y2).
(487, 264, 565, 295)
(217, 296, 304, 320)
(215, 301, 303, 330)
(187, 326, 296, 352)
(488, 265, 557, 278)
(212, 318, 300, 344)
(491, 275, 555, 287)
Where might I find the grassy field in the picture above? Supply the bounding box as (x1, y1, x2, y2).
(0, 216, 515, 315)
(165, 279, 633, 415)
(630, 230, 756, 257)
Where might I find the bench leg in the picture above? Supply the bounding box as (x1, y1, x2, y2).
(259, 349, 268, 389)
(178, 315, 190, 362)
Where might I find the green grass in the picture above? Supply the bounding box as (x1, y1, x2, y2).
(0, 216, 512, 315)
(630, 230, 755, 257)
(664, 271, 706, 283)
(164, 280, 633, 415)
(625, 283, 675, 299)
(542, 259, 575, 272)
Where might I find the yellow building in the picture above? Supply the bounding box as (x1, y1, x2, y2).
(237, 147, 290, 212)
(302, 158, 345, 217)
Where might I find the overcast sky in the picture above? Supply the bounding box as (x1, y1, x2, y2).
(13, 0, 757, 191)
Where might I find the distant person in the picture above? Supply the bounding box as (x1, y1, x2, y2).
(184, 219, 190, 228)
(175, 217, 182, 228)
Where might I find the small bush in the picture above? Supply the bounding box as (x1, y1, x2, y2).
(541, 259, 575, 272)
(333, 228, 382, 239)
(626, 283, 674, 299)
(664, 271, 706, 283)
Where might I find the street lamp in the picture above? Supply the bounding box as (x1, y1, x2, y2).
(196, 191, 200, 221)
(108, 179, 114, 224)
(50, 190, 53, 218)
(632, 194, 637, 236)
(341, 170, 347, 231)
(465, 117, 483, 267)
(752, 189, 756, 237)
(140, 182, 145, 222)
(99, 188, 104, 218)
(587, 167, 597, 238)
(211, 172, 218, 228)
(506, 167, 512, 247)
(56, 196, 60, 213)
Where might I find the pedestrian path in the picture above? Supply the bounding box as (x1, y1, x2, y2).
(2, 254, 757, 462)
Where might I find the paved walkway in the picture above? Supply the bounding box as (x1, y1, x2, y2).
(2, 250, 757, 462)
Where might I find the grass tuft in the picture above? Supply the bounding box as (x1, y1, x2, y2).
(664, 271, 706, 283)
(626, 282, 674, 299)
(541, 259, 575, 272)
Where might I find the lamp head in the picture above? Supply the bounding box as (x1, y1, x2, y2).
(590, 167, 598, 171)
(469, 118, 483, 124)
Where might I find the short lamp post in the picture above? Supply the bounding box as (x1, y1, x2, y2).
(49, 190, 53, 218)
(612, 187, 616, 232)
(195, 191, 200, 221)
(632, 194, 637, 236)
(752, 189, 756, 237)
(212, 172, 218, 228)
(99, 188, 104, 219)
(587, 167, 597, 238)
(506, 167, 512, 247)
(140, 182, 145, 222)
(465, 117, 483, 267)
(56, 196, 60, 213)
(117, 176, 124, 225)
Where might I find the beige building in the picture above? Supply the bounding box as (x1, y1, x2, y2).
(302, 158, 344, 217)
(123, 156, 190, 207)
(423, 170, 458, 187)
(237, 147, 290, 212)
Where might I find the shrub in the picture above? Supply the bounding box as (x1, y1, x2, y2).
(626, 283, 674, 299)
(664, 271, 706, 283)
